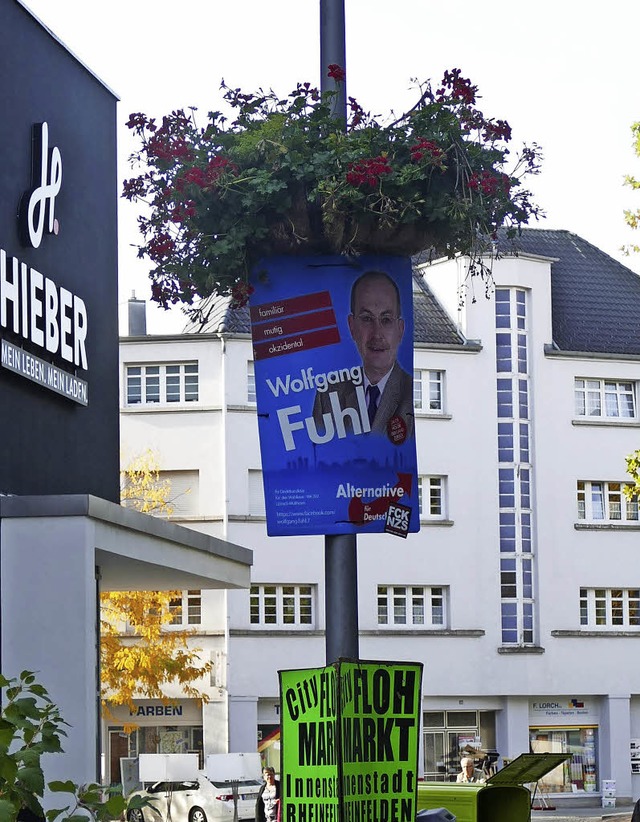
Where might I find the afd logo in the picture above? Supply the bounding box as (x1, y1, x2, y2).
(18, 122, 62, 249)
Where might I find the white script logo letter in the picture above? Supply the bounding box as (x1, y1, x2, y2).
(19, 122, 63, 249)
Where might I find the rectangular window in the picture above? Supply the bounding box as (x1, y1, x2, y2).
(250, 584, 314, 628)
(574, 378, 636, 419)
(495, 288, 535, 647)
(247, 361, 256, 404)
(580, 588, 640, 628)
(377, 585, 446, 628)
(414, 370, 445, 413)
(169, 590, 202, 626)
(126, 363, 199, 405)
(248, 470, 266, 517)
(120, 469, 198, 518)
(577, 481, 638, 523)
(418, 476, 446, 519)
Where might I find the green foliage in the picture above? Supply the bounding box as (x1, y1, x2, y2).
(0, 672, 140, 822)
(123, 69, 542, 313)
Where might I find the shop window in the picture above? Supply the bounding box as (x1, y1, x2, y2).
(414, 370, 445, 413)
(125, 363, 198, 405)
(377, 585, 446, 628)
(131, 725, 204, 769)
(250, 584, 314, 628)
(577, 481, 639, 523)
(423, 709, 496, 782)
(530, 727, 597, 793)
(258, 725, 281, 775)
(574, 378, 636, 419)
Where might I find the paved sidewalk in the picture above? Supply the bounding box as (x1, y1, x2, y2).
(531, 805, 632, 821)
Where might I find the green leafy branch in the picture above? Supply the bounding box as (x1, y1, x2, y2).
(0, 672, 146, 822)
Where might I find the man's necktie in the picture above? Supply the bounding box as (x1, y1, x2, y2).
(367, 384, 380, 425)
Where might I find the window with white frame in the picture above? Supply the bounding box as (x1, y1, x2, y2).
(247, 361, 256, 404)
(580, 588, 640, 628)
(574, 378, 636, 419)
(169, 590, 202, 626)
(377, 585, 446, 628)
(126, 363, 198, 405)
(418, 476, 446, 519)
(250, 584, 314, 627)
(577, 480, 639, 523)
(414, 369, 445, 413)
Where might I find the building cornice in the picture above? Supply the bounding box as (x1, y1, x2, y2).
(544, 344, 640, 362)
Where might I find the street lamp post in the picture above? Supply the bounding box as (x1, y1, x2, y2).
(319, 0, 359, 666)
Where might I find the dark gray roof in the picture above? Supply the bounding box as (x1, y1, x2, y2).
(183, 275, 465, 347)
(183, 229, 640, 356)
(185, 294, 251, 335)
(412, 273, 465, 345)
(499, 228, 640, 356)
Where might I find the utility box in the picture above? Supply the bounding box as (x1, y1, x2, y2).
(417, 809, 456, 821)
(417, 753, 570, 822)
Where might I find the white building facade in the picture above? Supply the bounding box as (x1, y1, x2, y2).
(116, 230, 640, 806)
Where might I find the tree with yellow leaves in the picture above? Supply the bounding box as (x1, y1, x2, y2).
(120, 448, 175, 515)
(623, 122, 640, 256)
(101, 451, 211, 723)
(624, 450, 640, 507)
(622, 132, 640, 504)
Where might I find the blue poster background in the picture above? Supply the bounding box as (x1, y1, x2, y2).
(250, 255, 419, 537)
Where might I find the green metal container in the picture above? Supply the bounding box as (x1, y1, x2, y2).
(417, 753, 570, 822)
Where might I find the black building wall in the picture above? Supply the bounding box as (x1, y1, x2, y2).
(0, 0, 120, 501)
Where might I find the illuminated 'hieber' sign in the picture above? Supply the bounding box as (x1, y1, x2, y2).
(0, 122, 89, 405)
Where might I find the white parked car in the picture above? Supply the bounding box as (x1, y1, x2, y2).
(127, 776, 263, 822)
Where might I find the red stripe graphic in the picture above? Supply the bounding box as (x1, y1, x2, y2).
(253, 327, 341, 361)
(252, 308, 337, 342)
(250, 291, 332, 324)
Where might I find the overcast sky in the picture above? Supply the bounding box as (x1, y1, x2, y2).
(21, 0, 640, 333)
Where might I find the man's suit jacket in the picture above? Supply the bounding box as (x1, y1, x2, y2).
(312, 361, 414, 441)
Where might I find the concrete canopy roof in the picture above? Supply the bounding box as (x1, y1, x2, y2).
(0, 494, 252, 592)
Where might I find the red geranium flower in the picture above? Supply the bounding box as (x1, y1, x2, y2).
(346, 156, 392, 188)
(122, 176, 148, 200)
(327, 64, 346, 82)
(230, 281, 255, 309)
(410, 138, 444, 164)
(147, 232, 176, 262)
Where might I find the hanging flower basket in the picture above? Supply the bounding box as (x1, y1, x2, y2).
(123, 68, 542, 311)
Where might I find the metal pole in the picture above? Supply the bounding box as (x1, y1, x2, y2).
(320, 0, 347, 122)
(325, 534, 359, 662)
(319, 0, 358, 665)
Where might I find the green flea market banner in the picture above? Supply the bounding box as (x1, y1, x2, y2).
(279, 660, 423, 822)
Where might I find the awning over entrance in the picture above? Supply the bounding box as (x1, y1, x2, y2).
(0, 493, 253, 793)
(0, 494, 252, 591)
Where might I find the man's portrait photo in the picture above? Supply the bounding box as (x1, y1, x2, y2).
(313, 269, 414, 443)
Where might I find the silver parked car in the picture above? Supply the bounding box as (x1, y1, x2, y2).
(127, 776, 263, 822)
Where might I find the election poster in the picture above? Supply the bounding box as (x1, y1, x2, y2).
(249, 255, 419, 538)
(279, 660, 423, 822)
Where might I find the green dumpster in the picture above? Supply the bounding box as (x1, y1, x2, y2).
(417, 753, 570, 822)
